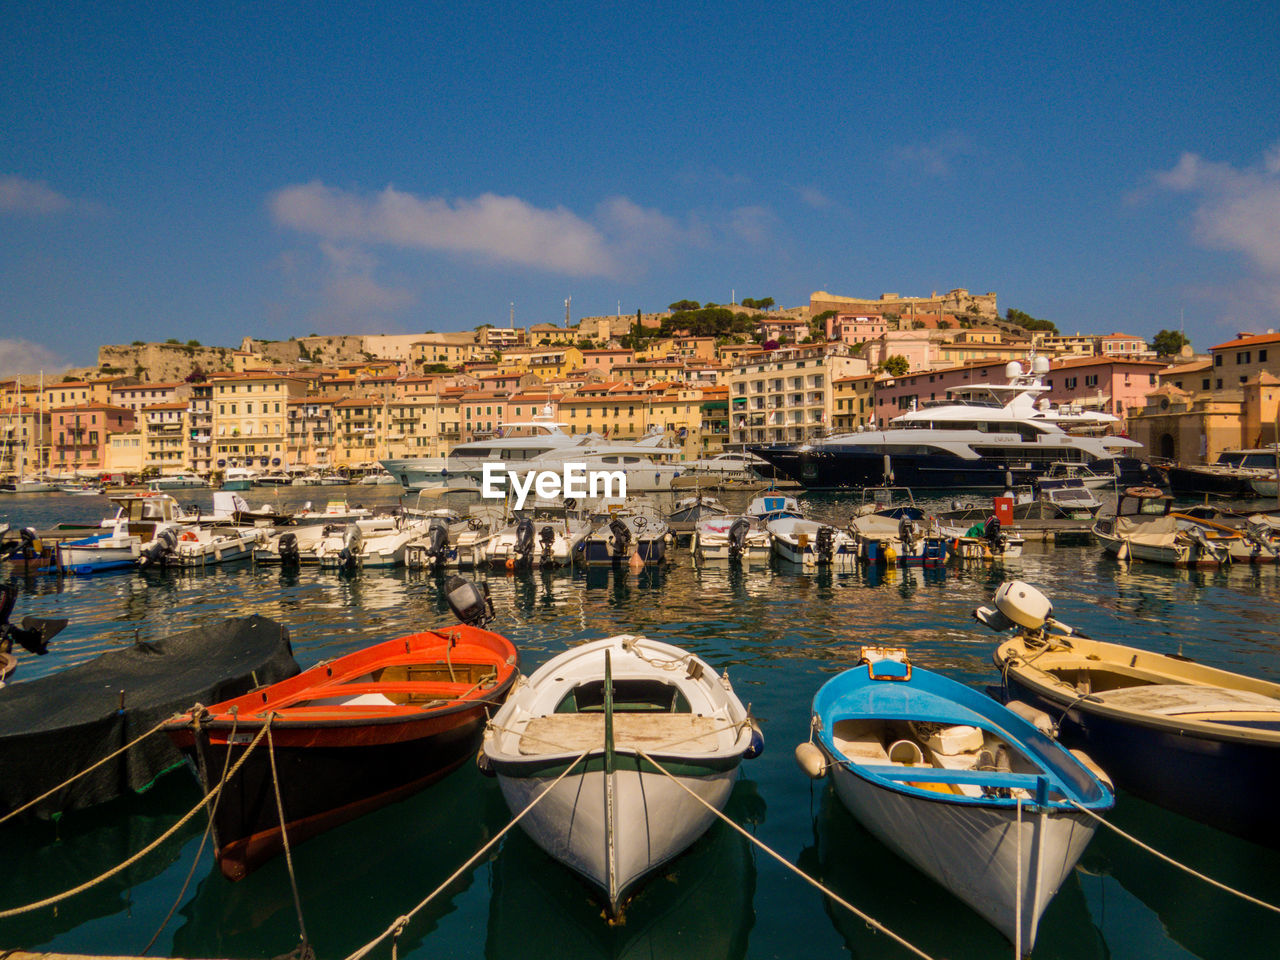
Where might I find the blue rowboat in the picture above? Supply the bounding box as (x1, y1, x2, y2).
(798, 647, 1113, 949)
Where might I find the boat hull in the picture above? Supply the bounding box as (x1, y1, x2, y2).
(1003, 676, 1280, 848)
(827, 761, 1097, 945)
(493, 753, 739, 911)
(178, 709, 490, 878)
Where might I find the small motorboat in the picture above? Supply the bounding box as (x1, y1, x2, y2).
(164, 577, 518, 879)
(1170, 511, 1280, 564)
(485, 503, 592, 569)
(691, 514, 771, 565)
(1034, 476, 1105, 518)
(983, 579, 1280, 848)
(765, 515, 857, 569)
(1093, 487, 1228, 566)
(940, 514, 1025, 562)
(849, 486, 948, 565)
(798, 645, 1113, 948)
(1, 615, 297, 819)
(579, 501, 671, 566)
(137, 524, 263, 569)
(482, 634, 762, 915)
(56, 518, 143, 573)
(292, 499, 373, 525)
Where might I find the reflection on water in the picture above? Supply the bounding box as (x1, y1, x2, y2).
(485, 782, 761, 960)
(3, 487, 1280, 959)
(798, 786, 1107, 960)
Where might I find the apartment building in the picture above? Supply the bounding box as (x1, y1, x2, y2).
(286, 397, 336, 468)
(1207, 331, 1280, 395)
(49, 404, 136, 472)
(0, 405, 51, 476)
(729, 346, 867, 445)
(830, 374, 876, 433)
(141, 401, 189, 475)
(333, 396, 387, 464)
(188, 382, 215, 475)
(111, 380, 189, 413)
(210, 372, 309, 469)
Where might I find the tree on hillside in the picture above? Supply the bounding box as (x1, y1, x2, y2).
(1005, 308, 1059, 334)
(1151, 329, 1190, 356)
(879, 355, 910, 377)
(740, 297, 775, 310)
(668, 299, 701, 311)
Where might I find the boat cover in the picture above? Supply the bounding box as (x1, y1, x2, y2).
(0, 615, 298, 819)
(1114, 514, 1179, 540)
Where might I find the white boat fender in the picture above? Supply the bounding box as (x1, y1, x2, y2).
(795, 741, 827, 779)
(744, 718, 764, 759)
(1005, 700, 1055, 737)
(1069, 748, 1113, 791)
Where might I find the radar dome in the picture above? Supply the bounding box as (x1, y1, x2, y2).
(1032, 356, 1050, 375)
(1005, 361, 1023, 379)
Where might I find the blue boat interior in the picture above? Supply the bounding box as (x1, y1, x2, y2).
(813, 660, 1111, 809)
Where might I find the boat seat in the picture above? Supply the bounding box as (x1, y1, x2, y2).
(518, 713, 726, 755)
(1090, 684, 1280, 717)
(831, 719, 891, 763)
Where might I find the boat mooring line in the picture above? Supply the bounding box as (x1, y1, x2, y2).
(1068, 800, 1280, 914)
(635, 749, 940, 960)
(0, 713, 176, 826)
(341, 748, 592, 960)
(139, 713, 241, 956)
(0, 717, 275, 921)
(266, 718, 311, 956)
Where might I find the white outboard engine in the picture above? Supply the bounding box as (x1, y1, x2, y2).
(337, 524, 363, 570)
(425, 518, 450, 568)
(539, 525, 556, 564)
(139, 527, 179, 568)
(277, 531, 300, 565)
(727, 517, 751, 561)
(974, 580, 1056, 634)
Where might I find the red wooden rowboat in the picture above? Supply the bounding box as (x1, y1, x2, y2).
(165, 621, 518, 879)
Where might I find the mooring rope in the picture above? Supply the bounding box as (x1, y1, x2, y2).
(635, 748, 940, 960)
(0, 713, 175, 826)
(266, 719, 311, 954)
(1068, 800, 1280, 915)
(341, 749, 592, 960)
(139, 712, 240, 955)
(0, 717, 273, 920)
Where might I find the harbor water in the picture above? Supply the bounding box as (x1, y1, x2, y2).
(2, 487, 1278, 960)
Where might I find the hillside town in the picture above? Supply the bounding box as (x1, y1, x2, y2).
(0, 287, 1267, 481)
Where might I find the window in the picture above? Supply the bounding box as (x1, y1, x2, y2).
(1216, 379, 1224, 389)
(1215, 354, 1223, 366)
(1202, 379, 1211, 391)
(1262, 350, 1269, 362)
(1085, 375, 1098, 387)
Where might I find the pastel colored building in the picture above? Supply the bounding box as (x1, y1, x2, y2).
(50, 403, 136, 472)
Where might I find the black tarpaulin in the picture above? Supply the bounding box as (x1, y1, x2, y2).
(0, 615, 299, 819)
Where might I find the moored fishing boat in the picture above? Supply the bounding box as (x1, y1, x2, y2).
(1093, 487, 1227, 566)
(164, 578, 518, 879)
(481, 634, 762, 915)
(766, 515, 857, 569)
(797, 645, 1113, 948)
(982, 579, 1280, 848)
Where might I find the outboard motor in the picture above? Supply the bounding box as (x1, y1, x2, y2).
(0, 583, 64, 658)
(728, 517, 751, 561)
(1244, 520, 1279, 558)
(337, 524, 363, 570)
(139, 527, 179, 568)
(816, 525, 834, 563)
(514, 518, 535, 566)
(445, 575, 495, 627)
(1184, 525, 1224, 563)
(609, 518, 632, 559)
(898, 516, 919, 556)
(982, 514, 1010, 555)
(539, 525, 556, 565)
(278, 531, 301, 565)
(10, 527, 40, 560)
(425, 518, 450, 568)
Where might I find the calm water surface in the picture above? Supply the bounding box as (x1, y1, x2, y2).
(1, 488, 1278, 960)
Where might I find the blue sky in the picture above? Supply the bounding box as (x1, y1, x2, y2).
(2, 1, 1278, 375)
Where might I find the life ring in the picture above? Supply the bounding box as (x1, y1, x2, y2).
(1125, 486, 1165, 499)
(179, 531, 198, 542)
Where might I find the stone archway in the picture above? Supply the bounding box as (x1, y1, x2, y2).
(1159, 433, 1175, 460)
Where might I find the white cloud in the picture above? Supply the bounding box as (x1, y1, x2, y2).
(1154, 145, 1280, 275)
(270, 182, 620, 277)
(796, 186, 833, 210)
(0, 338, 69, 378)
(0, 175, 74, 214)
